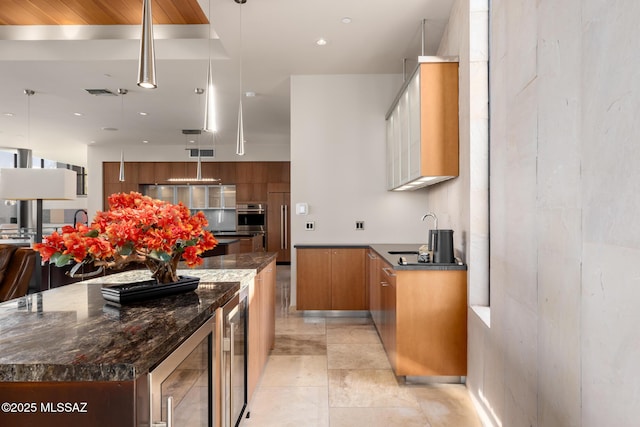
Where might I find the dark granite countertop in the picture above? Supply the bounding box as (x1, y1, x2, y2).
(369, 244, 467, 271)
(0, 252, 277, 383)
(294, 244, 467, 271)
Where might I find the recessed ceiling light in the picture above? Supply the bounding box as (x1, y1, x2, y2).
(245, 91, 256, 97)
(341, 17, 352, 24)
(138, 112, 149, 116)
(3, 112, 15, 117)
(73, 112, 83, 116)
(142, 140, 149, 144)
(316, 38, 328, 46)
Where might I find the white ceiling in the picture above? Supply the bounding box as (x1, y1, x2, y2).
(0, 0, 454, 167)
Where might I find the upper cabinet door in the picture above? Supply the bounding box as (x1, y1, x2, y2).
(385, 60, 459, 191)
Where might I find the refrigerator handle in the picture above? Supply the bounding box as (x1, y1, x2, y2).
(280, 205, 284, 250)
(283, 204, 288, 249)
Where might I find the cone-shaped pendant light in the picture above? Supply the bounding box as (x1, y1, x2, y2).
(236, 100, 245, 155)
(137, 0, 157, 89)
(119, 149, 126, 182)
(196, 148, 203, 180)
(235, 0, 246, 155)
(203, 61, 217, 132)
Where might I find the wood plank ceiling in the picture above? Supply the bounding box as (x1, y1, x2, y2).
(0, 0, 208, 25)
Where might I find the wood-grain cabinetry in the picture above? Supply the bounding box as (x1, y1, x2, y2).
(247, 260, 276, 400)
(296, 248, 366, 310)
(102, 161, 289, 208)
(267, 188, 290, 262)
(239, 234, 264, 253)
(368, 255, 467, 376)
(386, 60, 459, 190)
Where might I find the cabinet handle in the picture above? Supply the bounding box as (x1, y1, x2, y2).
(381, 281, 389, 287)
(382, 267, 396, 277)
(367, 252, 377, 260)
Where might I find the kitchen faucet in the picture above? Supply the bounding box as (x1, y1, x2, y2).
(421, 212, 438, 229)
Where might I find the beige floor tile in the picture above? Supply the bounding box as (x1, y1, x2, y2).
(325, 316, 373, 325)
(327, 343, 390, 369)
(410, 384, 483, 427)
(329, 407, 432, 427)
(260, 355, 328, 387)
(326, 323, 380, 344)
(275, 316, 326, 335)
(243, 386, 329, 427)
(272, 334, 327, 355)
(328, 369, 419, 409)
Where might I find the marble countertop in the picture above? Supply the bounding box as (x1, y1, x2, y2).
(0, 252, 277, 383)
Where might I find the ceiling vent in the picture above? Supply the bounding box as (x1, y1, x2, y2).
(188, 148, 214, 158)
(182, 129, 202, 135)
(85, 89, 118, 96)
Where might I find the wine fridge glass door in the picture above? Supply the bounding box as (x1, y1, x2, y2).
(150, 316, 215, 427)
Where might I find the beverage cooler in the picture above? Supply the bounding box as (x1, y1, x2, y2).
(148, 316, 216, 427)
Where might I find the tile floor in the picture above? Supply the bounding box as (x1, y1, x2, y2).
(241, 265, 483, 427)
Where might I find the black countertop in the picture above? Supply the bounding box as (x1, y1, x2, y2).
(0, 252, 277, 383)
(295, 244, 467, 271)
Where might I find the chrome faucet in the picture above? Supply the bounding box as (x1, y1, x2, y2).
(421, 212, 438, 229)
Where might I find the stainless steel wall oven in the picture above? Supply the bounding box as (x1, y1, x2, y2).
(236, 204, 266, 233)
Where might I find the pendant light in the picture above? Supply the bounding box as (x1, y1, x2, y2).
(203, 0, 217, 133)
(137, 0, 157, 89)
(117, 88, 128, 182)
(235, 0, 246, 156)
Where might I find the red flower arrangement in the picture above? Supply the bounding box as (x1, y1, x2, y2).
(34, 191, 218, 284)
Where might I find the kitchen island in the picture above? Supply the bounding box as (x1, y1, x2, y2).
(0, 251, 276, 427)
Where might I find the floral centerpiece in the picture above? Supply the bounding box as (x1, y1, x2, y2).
(34, 191, 218, 284)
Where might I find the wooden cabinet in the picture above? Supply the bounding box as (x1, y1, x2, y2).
(296, 248, 366, 310)
(248, 260, 276, 400)
(267, 191, 290, 262)
(367, 249, 382, 326)
(104, 161, 289, 210)
(386, 60, 459, 190)
(239, 234, 264, 253)
(371, 257, 467, 377)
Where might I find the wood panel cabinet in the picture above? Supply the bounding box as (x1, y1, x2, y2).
(367, 249, 382, 334)
(386, 60, 459, 190)
(370, 257, 467, 377)
(296, 248, 366, 310)
(103, 161, 289, 213)
(247, 260, 276, 400)
(239, 234, 264, 253)
(267, 191, 290, 262)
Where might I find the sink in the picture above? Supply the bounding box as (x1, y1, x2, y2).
(387, 250, 419, 255)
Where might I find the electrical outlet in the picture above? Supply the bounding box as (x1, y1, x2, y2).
(355, 221, 365, 230)
(305, 221, 315, 231)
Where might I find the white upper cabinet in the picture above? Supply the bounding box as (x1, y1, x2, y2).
(385, 58, 459, 191)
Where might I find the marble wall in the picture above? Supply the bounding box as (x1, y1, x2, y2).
(467, 0, 640, 426)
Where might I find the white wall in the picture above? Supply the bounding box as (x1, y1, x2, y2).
(469, 0, 640, 426)
(290, 74, 437, 303)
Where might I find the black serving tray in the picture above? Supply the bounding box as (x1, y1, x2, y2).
(100, 276, 200, 304)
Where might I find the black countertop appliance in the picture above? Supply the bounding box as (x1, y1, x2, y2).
(429, 229, 455, 264)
